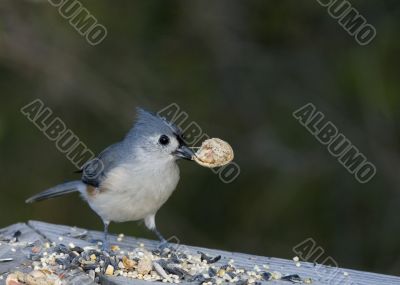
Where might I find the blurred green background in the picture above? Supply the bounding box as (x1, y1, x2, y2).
(1, 0, 399, 276)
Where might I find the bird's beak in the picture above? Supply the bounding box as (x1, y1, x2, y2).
(173, 145, 195, 161)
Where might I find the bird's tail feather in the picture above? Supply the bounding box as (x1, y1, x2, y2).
(26, 180, 83, 203)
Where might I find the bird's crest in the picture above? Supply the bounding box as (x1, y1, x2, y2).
(135, 107, 183, 137)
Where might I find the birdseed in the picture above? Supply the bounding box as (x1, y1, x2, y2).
(1, 232, 311, 285)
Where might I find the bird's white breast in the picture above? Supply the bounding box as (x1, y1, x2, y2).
(83, 160, 180, 223)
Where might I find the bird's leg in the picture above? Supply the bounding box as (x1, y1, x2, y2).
(152, 227, 167, 243)
(152, 228, 170, 250)
(145, 214, 170, 250)
(102, 220, 110, 252)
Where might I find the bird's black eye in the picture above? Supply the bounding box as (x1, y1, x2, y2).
(159, 135, 170, 146)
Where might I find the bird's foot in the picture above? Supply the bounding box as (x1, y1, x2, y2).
(158, 239, 171, 251)
(101, 240, 109, 252)
(89, 239, 109, 252)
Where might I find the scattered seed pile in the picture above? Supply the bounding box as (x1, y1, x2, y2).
(4, 238, 313, 285)
(193, 138, 234, 168)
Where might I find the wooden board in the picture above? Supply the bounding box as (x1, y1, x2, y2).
(0, 223, 43, 277)
(0, 222, 95, 285)
(0, 221, 399, 285)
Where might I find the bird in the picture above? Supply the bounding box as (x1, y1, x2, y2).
(26, 108, 195, 250)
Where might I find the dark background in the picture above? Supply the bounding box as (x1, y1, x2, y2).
(1, 0, 399, 276)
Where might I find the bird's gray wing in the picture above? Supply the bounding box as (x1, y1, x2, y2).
(80, 142, 124, 187)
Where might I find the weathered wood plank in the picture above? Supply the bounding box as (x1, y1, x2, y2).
(0, 222, 96, 285)
(0, 221, 399, 284)
(99, 276, 191, 285)
(27, 220, 400, 285)
(0, 222, 44, 281)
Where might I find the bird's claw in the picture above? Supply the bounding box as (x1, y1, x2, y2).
(102, 243, 109, 252)
(158, 240, 171, 251)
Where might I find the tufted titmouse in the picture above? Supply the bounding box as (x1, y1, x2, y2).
(26, 108, 195, 249)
